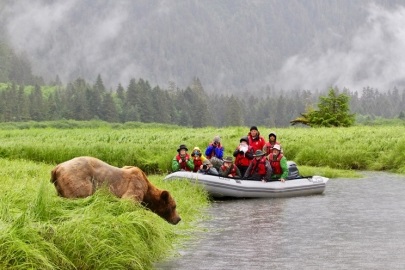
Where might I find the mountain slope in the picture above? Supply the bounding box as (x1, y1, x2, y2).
(1, 0, 404, 93)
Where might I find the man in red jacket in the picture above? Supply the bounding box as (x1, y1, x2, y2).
(244, 150, 272, 182)
(233, 136, 254, 177)
(247, 126, 266, 153)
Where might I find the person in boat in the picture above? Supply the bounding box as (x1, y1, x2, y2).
(268, 144, 288, 182)
(198, 159, 219, 175)
(263, 131, 283, 156)
(191, 146, 207, 172)
(171, 144, 194, 172)
(247, 126, 266, 153)
(205, 135, 224, 170)
(219, 156, 242, 178)
(233, 136, 254, 177)
(244, 150, 272, 182)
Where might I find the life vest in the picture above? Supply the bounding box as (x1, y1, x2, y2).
(220, 164, 238, 177)
(192, 158, 203, 172)
(176, 154, 192, 171)
(235, 146, 253, 167)
(264, 141, 281, 155)
(268, 153, 283, 175)
(248, 134, 266, 153)
(248, 156, 267, 176)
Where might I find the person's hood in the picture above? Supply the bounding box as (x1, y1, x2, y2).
(268, 131, 277, 140)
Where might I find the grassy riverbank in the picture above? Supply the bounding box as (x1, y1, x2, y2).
(1, 120, 403, 268)
(0, 158, 209, 269)
(1, 120, 404, 175)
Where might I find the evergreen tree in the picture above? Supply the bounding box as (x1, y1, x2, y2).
(88, 75, 105, 118)
(0, 83, 15, 121)
(65, 79, 91, 120)
(243, 94, 260, 127)
(223, 95, 243, 126)
(209, 94, 227, 127)
(151, 86, 172, 123)
(17, 84, 30, 121)
(94, 74, 106, 93)
(46, 91, 62, 120)
(173, 89, 191, 126)
(29, 84, 45, 121)
(186, 77, 211, 127)
(7, 83, 18, 121)
(100, 92, 118, 122)
(136, 79, 154, 123)
(51, 74, 63, 86)
(115, 83, 125, 122)
(73, 88, 91, 120)
(291, 87, 355, 127)
(275, 95, 287, 127)
(123, 78, 140, 122)
(116, 83, 125, 100)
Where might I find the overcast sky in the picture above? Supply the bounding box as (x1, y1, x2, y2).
(3, 1, 405, 93)
(271, 3, 405, 92)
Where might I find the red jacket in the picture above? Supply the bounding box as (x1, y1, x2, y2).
(176, 154, 192, 171)
(192, 158, 203, 172)
(248, 132, 266, 153)
(234, 146, 254, 167)
(268, 153, 283, 175)
(247, 156, 267, 176)
(264, 141, 281, 155)
(220, 164, 239, 177)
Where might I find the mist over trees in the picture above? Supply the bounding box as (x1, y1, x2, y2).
(2, 0, 405, 93)
(1, 76, 405, 127)
(1, 1, 405, 126)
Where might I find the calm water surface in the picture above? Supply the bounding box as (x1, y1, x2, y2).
(157, 172, 405, 270)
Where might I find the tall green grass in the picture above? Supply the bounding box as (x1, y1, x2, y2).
(2, 121, 400, 268)
(0, 158, 210, 269)
(0, 121, 404, 175)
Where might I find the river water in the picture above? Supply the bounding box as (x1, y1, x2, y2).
(157, 172, 405, 270)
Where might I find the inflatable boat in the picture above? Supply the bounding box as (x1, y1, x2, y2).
(164, 161, 329, 198)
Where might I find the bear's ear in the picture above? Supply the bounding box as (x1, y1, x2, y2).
(160, 190, 170, 202)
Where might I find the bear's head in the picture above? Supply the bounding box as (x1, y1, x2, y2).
(150, 190, 181, 225)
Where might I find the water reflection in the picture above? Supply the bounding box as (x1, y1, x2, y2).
(157, 172, 405, 270)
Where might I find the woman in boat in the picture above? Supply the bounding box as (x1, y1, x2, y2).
(263, 131, 283, 155)
(243, 150, 272, 182)
(233, 136, 254, 177)
(171, 144, 194, 172)
(268, 144, 288, 182)
(191, 146, 207, 172)
(247, 126, 266, 153)
(205, 135, 224, 170)
(198, 159, 219, 175)
(219, 156, 242, 178)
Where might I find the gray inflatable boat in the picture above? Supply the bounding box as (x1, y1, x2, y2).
(164, 161, 329, 198)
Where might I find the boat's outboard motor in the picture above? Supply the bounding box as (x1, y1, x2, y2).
(287, 161, 300, 179)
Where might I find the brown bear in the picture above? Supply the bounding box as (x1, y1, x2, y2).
(50, 156, 181, 225)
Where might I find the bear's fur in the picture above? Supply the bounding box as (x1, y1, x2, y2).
(50, 156, 181, 225)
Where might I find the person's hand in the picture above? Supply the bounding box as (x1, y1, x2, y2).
(280, 178, 285, 183)
(228, 174, 233, 177)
